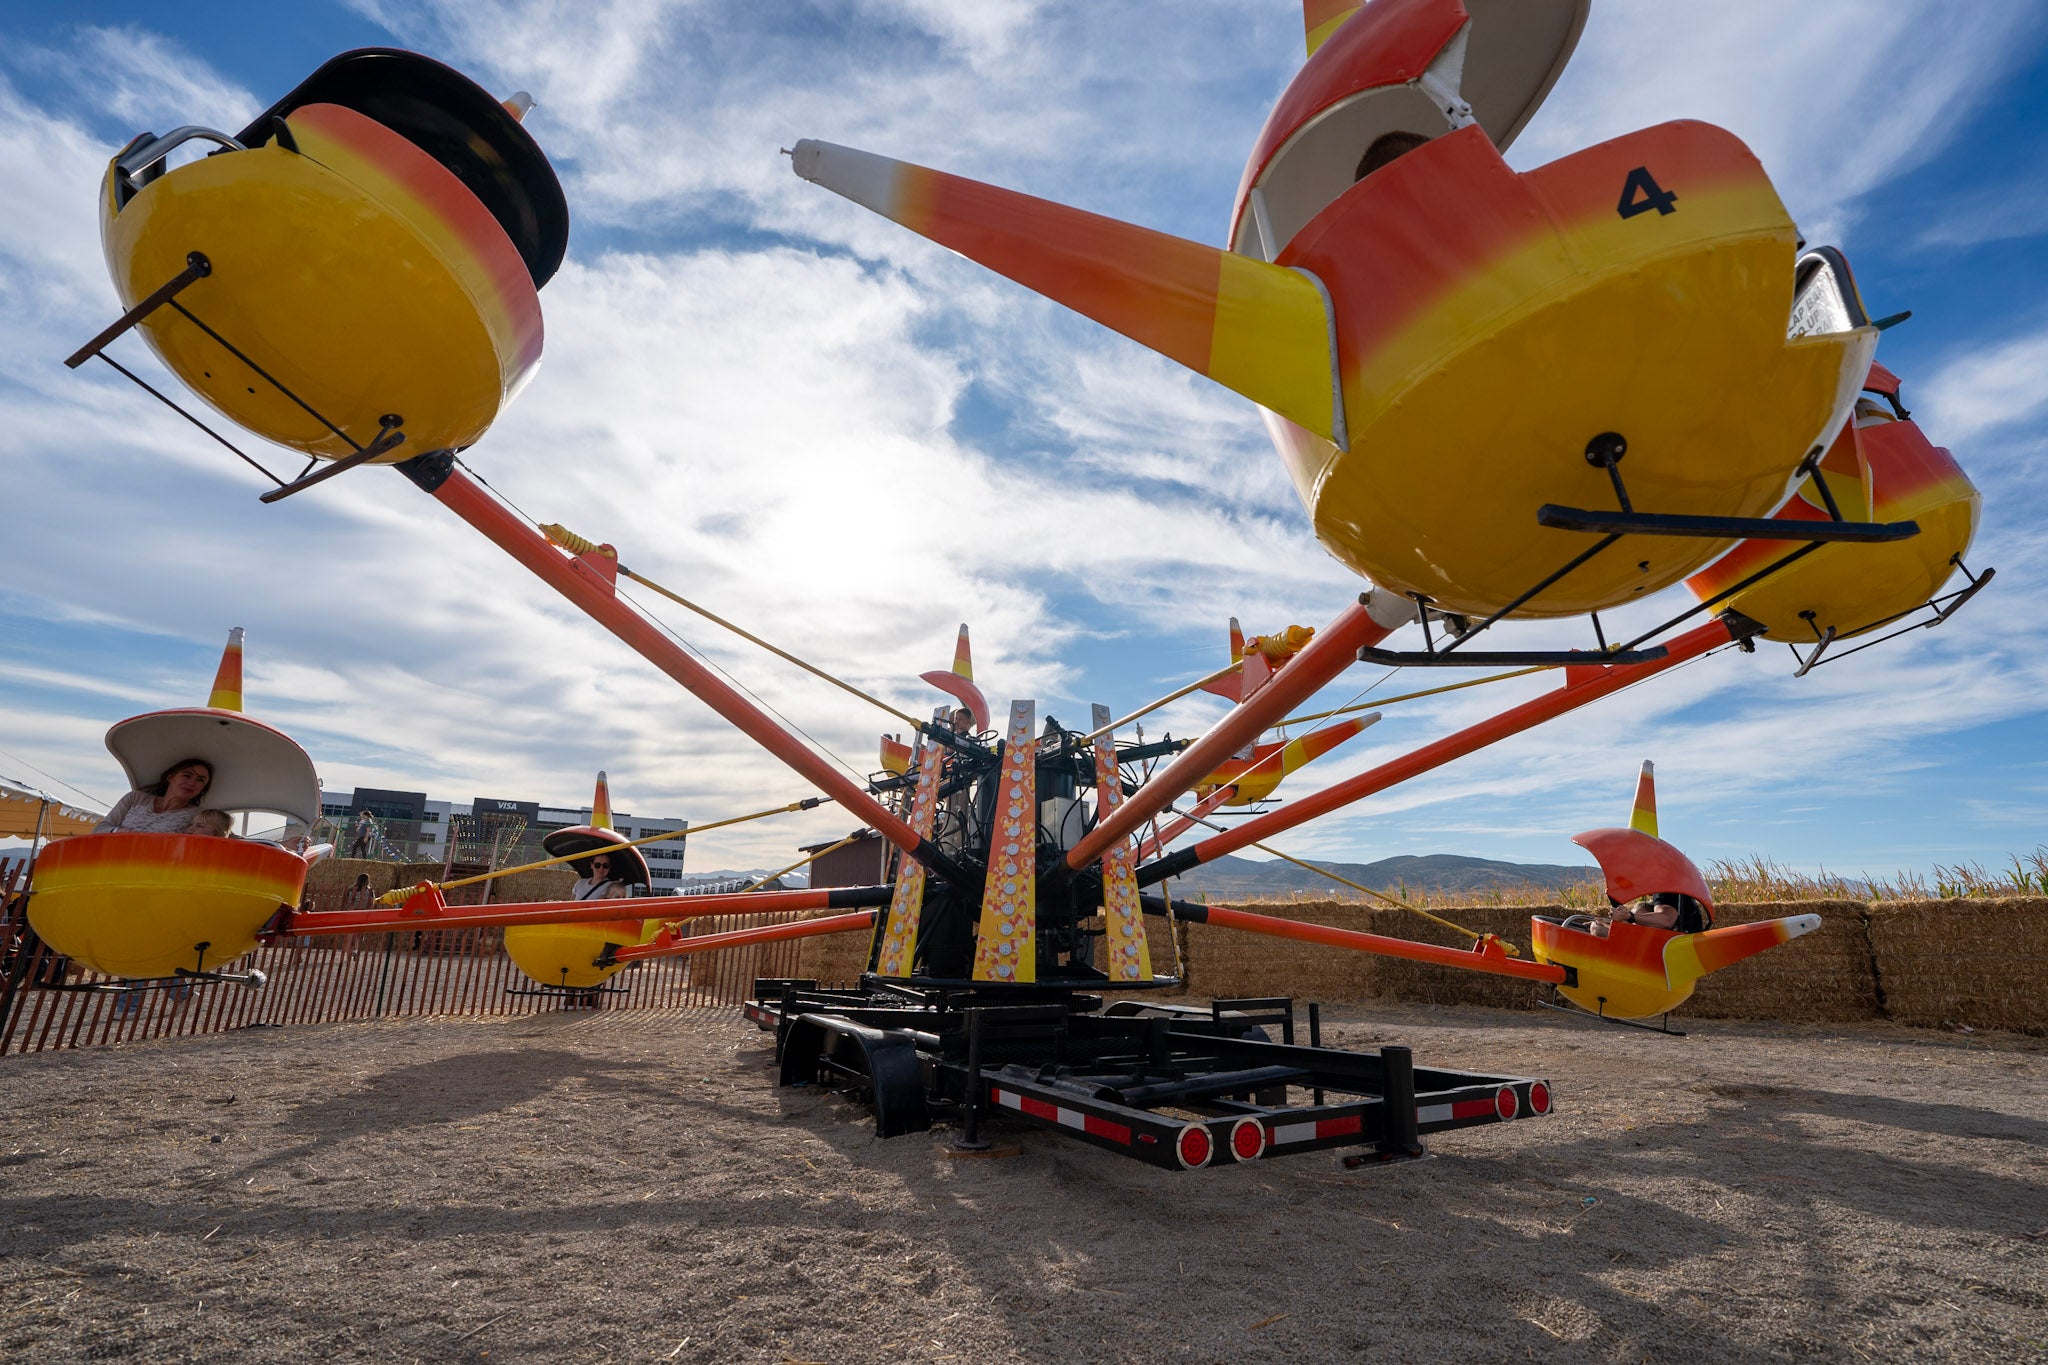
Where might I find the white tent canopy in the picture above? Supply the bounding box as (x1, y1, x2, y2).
(0, 779, 104, 839)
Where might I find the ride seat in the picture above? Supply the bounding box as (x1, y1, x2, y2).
(235, 48, 569, 288)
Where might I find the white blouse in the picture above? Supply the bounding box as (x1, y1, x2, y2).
(93, 790, 205, 835)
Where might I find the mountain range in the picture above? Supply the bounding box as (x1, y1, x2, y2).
(1161, 853, 1598, 902)
(680, 853, 1598, 900)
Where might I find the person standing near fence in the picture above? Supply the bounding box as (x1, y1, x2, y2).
(346, 811, 377, 859)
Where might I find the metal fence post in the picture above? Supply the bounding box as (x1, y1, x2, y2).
(373, 932, 396, 1016)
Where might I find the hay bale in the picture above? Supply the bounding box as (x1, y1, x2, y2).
(796, 910, 875, 987)
(1362, 904, 1551, 1011)
(1682, 900, 1878, 1024)
(1867, 898, 2048, 1035)
(1140, 914, 1192, 996)
(487, 868, 578, 905)
(304, 859, 573, 913)
(304, 858, 406, 906)
(1180, 899, 1383, 1003)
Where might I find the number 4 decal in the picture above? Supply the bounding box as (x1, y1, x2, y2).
(1617, 166, 1678, 219)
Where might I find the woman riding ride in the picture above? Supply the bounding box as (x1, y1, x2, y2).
(92, 758, 216, 834)
(571, 851, 631, 901)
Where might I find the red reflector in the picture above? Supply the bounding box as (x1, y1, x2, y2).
(1176, 1125, 1213, 1169)
(1085, 1114, 1134, 1146)
(1230, 1118, 1265, 1161)
(1495, 1085, 1519, 1120)
(1529, 1082, 1552, 1115)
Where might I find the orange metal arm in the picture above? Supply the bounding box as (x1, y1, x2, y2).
(1065, 594, 1396, 870)
(413, 465, 961, 879)
(284, 883, 893, 937)
(606, 909, 878, 965)
(1140, 617, 1738, 884)
(1168, 900, 1567, 985)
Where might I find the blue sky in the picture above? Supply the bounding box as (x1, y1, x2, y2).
(2, 1, 2045, 878)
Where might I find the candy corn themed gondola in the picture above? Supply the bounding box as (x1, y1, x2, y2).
(501, 772, 663, 995)
(1531, 762, 1819, 1028)
(27, 630, 322, 985)
(1683, 260, 1992, 673)
(78, 47, 565, 485)
(788, 0, 1917, 642)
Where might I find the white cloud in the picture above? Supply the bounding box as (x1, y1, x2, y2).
(338, 0, 1288, 247)
(0, 73, 137, 341)
(63, 26, 257, 132)
(1913, 171, 2048, 252)
(1920, 326, 2048, 441)
(1514, 1, 2045, 246)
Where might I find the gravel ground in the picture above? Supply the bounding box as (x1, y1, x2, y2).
(1, 1004, 2043, 1363)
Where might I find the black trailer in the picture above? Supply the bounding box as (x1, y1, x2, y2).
(748, 981, 1551, 1171)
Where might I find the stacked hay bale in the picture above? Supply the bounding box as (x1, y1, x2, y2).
(304, 857, 406, 905)
(486, 866, 578, 905)
(304, 858, 573, 907)
(795, 910, 875, 985)
(1179, 899, 1382, 1001)
(1866, 897, 2048, 1035)
(1357, 903, 1553, 1011)
(1173, 899, 1552, 1009)
(1681, 899, 1879, 1023)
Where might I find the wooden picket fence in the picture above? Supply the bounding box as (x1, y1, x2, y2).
(0, 856, 804, 1057)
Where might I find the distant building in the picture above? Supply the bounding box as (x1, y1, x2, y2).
(318, 787, 689, 893)
(802, 830, 888, 889)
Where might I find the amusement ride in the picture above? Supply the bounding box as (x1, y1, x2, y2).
(8, 0, 1992, 1170)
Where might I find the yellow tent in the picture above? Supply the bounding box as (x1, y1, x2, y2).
(0, 780, 103, 841)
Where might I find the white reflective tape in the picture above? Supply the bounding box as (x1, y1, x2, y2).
(1269, 1120, 1317, 1146)
(1417, 1103, 1453, 1125)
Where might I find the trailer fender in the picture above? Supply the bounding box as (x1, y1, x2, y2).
(778, 1012, 931, 1138)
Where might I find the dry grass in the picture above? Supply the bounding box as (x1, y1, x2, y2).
(1251, 880, 1613, 911)
(1235, 845, 2048, 911)
(1707, 848, 2048, 902)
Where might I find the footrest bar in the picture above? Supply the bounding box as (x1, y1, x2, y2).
(1538, 504, 1919, 543)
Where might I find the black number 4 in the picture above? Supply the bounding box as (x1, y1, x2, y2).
(1617, 166, 1678, 219)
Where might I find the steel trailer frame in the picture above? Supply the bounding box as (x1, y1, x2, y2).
(748, 980, 1551, 1172)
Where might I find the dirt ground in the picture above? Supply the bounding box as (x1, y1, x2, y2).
(1, 1004, 2043, 1363)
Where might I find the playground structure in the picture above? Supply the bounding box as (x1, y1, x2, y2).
(21, 2, 1994, 1168)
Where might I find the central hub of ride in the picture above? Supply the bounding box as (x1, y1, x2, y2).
(866, 702, 1180, 991)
